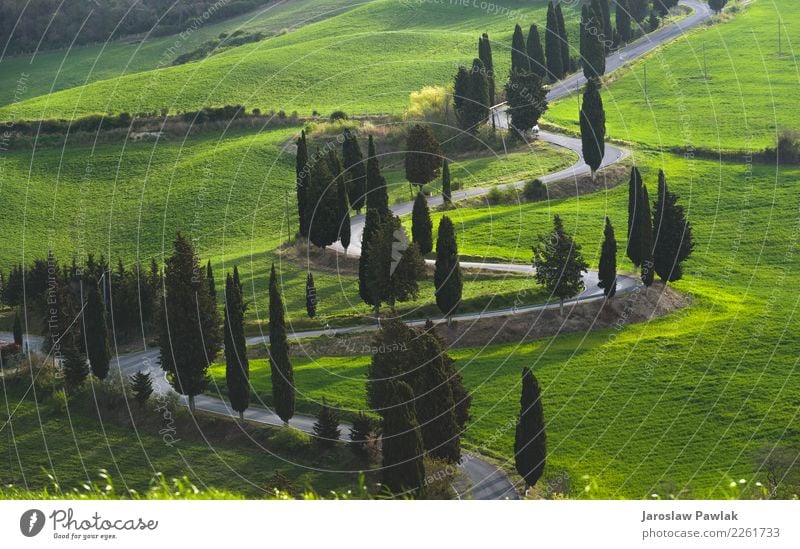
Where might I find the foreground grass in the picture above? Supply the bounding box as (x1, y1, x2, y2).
(546, 0, 799, 151)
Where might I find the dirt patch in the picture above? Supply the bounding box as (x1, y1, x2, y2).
(270, 281, 689, 357)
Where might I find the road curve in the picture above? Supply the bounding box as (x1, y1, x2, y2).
(0, 0, 713, 501)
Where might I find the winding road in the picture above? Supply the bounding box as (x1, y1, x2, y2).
(1, 0, 712, 501)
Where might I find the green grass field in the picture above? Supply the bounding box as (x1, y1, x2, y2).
(546, 0, 799, 152)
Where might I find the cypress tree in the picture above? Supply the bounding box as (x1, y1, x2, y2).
(514, 367, 546, 494)
(510, 24, 527, 74)
(336, 166, 351, 252)
(404, 124, 442, 193)
(545, 2, 564, 81)
(596, 0, 613, 51)
(411, 192, 433, 256)
(205, 260, 216, 303)
(63, 346, 89, 393)
(616, 0, 632, 44)
(349, 413, 375, 459)
(580, 78, 606, 180)
(342, 128, 367, 213)
(655, 0, 679, 16)
(425, 320, 471, 430)
(464, 58, 490, 133)
(652, 170, 694, 283)
(434, 216, 463, 325)
(637, 183, 654, 278)
(582, 3, 607, 79)
(526, 24, 547, 79)
(709, 0, 728, 14)
(296, 130, 310, 236)
(504, 71, 548, 137)
(306, 151, 340, 249)
(268, 264, 294, 424)
(366, 215, 424, 311)
(12, 310, 22, 347)
(159, 233, 221, 412)
(130, 371, 153, 406)
(366, 136, 389, 215)
(224, 270, 249, 420)
(84, 276, 110, 380)
(305, 272, 317, 319)
(598, 217, 617, 299)
(366, 319, 415, 415)
(381, 380, 426, 498)
(478, 32, 495, 107)
(359, 208, 383, 308)
(441, 159, 452, 205)
(532, 215, 589, 314)
(626, 166, 644, 266)
(629, 0, 651, 22)
(555, 2, 570, 76)
(453, 65, 471, 127)
(313, 400, 341, 450)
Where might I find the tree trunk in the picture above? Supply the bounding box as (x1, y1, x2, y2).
(239, 410, 244, 420)
(559, 298, 564, 316)
(447, 314, 452, 328)
(188, 395, 195, 413)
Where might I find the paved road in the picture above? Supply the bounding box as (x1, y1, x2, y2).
(2, 0, 712, 500)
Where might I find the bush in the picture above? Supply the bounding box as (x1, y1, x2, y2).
(271, 426, 311, 454)
(773, 128, 800, 164)
(329, 110, 348, 122)
(523, 179, 547, 202)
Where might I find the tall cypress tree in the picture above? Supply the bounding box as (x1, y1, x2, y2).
(545, 2, 563, 81)
(313, 400, 341, 450)
(306, 150, 340, 249)
(598, 217, 617, 299)
(305, 271, 317, 319)
(616, 0, 632, 44)
(441, 159, 452, 205)
(453, 65, 471, 127)
(381, 380, 426, 499)
(652, 170, 694, 283)
(514, 367, 546, 494)
(596, 0, 613, 51)
(434, 216, 463, 325)
(84, 276, 110, 380)
(581, 3, 607, 79)
(366, 215, 424, 311)
(268, 264, 294, 424)
(404, 124, 442, 194)
(555, 2, 570, 76)
(224, 269, 249, 420)
(159, 233, 221, 412)
(637, 183, 654, 278)
(532, 215, 589, 314)
(12, 310, 22, 347)
(295, 130, 310, 237)
(464, 58, 490, 133)
(342, 128, 366, 213)
(580, 78, 606, 180)
(478, 32, 495, 108)
(366, 136, 389, 215)
(626, 166, 644, 266)
(336, 166, 351, 252)
(359, 208, 383, 308)
(411, 192, 433, 256)
(510, 24, 527, 74)
(526, 24, 547, 79)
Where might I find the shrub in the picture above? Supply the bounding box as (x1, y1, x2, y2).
(523, 179, 547, 202)
(271, 426, 311, 454)
(774, 128, 800, 164)
(329, 110, 349, 122)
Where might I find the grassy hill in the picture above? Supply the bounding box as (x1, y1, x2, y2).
(0, 0, 568, 121)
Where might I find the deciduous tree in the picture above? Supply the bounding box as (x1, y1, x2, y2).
(532, 215, 589, 314)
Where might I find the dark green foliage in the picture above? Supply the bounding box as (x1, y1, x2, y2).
(268, 264, 294, 424)
(709, 0, 728, 13)
(598, 217, 617, 298)
(313, 401, 341, 450)
(411, 192, 433, 256)
(441, 159, 452, 205)
(626, 167, 644, 265)
(434, 216, 463, 323)
(511, 24, 528, 74)
(581, 3, 607, 79)
(359, 208, 383, 308)
(366, 216, 425, 311)
(329, 110, 348, 121)
(478, 32, 496, 107)
(404, 124, 442, 188)
(523, 178, 547, 201)
(637, 184, 654, 277)
(224, 269, 249, 419)
(158, 233, 221, 412)
(526, 24, 547, 79)
(597, 0, 613, 51)
(545, 2, 564, 81)
(580, 78, 606, 178)
(3, 265, 23, 307)
(452, 65, 471, 121)
(504, 71, 548, 136)
(366, 319, 416, 415)
(349, 412, 375, 459)
(366, 136, 389, 215)
(84, 277, 110, 380)
(306, 151, 340, 249)
(629, 0, 651, 22)
(130, 371, 154, 406)
(465, 59, 490, 132)
(342, 129, 367, 213)
(381, 381, 426, 498)
(648, 11, 660, 31)
(514, 367, 546, 491)
(654, 0, 679, 16)
(532, 215, 589, 310)
(296, 130, 310, 236)
(12, 310, 22, 347)
(62, 347, 89, 392)
(616, 0, 632, 44)
(334, 160, 352, 251)
(652, 170, 694, 283)
(305, 272, 317, 319)
(205, 260, 216, 303)
(555, 2, 570, 76)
